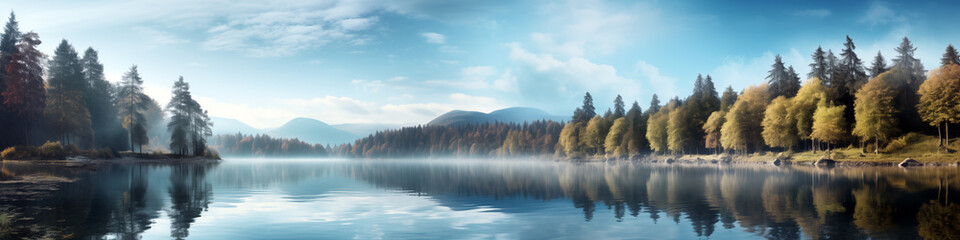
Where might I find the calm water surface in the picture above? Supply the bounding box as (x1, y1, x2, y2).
(1, 158, 959, 239)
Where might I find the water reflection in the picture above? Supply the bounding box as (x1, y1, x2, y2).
(1, 159, 958, 239)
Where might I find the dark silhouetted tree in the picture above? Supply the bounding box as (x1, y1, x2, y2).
(868, 51, 888, 78)
(2, 32, 44, 145)
(118, 65, 150, 153)
(46, 39, 93, 147)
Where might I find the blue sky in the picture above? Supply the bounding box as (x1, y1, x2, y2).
(8, 0, 960, 128)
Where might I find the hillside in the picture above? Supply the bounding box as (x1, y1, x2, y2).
(267, 118, 360, 146)
(427, 107, 567, 126)
(211, 117, 262, 136)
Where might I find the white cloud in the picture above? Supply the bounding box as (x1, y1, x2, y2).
(508, 42, 641, 112)
(635, 61, 675, 100)
(860, 1, 899, 26)
(132, 26, 188, 47)
(708, 49, 806, 92)
(420, 32, 446, 44)
(533, 0, 666, 58)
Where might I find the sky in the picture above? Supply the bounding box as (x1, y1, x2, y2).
(7, 0, 960, 128)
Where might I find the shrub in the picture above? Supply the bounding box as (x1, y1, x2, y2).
(1, 146, 36, 160)
(38, 141, 66, 160)
(884, 133, 921, 153)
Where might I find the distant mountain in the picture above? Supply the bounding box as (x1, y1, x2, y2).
(267, 118, 360, 146)
(427, 107, 567, 126)
(332, 123, 404, 137)
(211, 117, 261, 136)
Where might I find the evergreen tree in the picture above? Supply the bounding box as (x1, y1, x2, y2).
(572, 92, 596, 123)
(46, 39, 93, 147)
(0, 12, 20, 148)
(826, 50, 839, 83)
(167, 77, 191, 155)
(81, 47, 125, 150)
(892, 37, 926, 88)
(808, 46, 829, 81)
(647, 94, 660, 114)
(118, 65, 150, 153)
(720, 86, 738, 111)
(785, 66, 801, 98)
(767, 55, 793, 98)
(612, 94, 625, 118)
(868, 51, 888, 78)
(941, 44, 959, 66)
(1, 32, 44, 145)
(625, 101, 647, 154)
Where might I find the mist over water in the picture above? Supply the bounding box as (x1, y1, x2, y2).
(1, 159, 958, 239)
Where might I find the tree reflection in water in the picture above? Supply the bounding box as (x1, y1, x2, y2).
(1, 160, 958, 239)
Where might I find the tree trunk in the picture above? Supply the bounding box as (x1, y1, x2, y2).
(875, 138, 879, 154)
(947, 122, 951, 149)
(938, 122, 943, 147)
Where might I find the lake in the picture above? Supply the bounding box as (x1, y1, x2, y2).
(1, 158, 958, 239)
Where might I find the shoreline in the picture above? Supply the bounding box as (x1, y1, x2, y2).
(567, 154, 960, 167)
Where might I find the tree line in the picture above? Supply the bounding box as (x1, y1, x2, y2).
(561, 35, 955, 158)
(334, 120, 563, 158)
(210, 133, 329, 157)
(0, 12, 213, 158)
(337, 35, 958, 159)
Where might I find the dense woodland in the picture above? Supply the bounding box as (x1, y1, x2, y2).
(210, 133, 329, 157)
(340, 35, 960, 160)
(333, 121, 563, 158)
(0, 12, 214, 159)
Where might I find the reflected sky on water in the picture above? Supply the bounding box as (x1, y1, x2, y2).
(1, 158, 958, 239)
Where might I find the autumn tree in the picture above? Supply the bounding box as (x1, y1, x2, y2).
(853, 71, 900, 153)
(582, 115, 611, 155)
(918, 64, 960, 148)
(721, 84, 770, 153)
(646, 106, 670, 154)
(1, 32, 44, 145)
(559, 122, 584, 158)
(789, 78, 827, 151)
(667, 103, 693, 154)
(762, 96, 798, 150)
(810, 98, 847, 150)
(605, 117, 628, 156)
(46, 39, 93, 147)
(118, 65, 150, 153)
(703, 110, 725, 154)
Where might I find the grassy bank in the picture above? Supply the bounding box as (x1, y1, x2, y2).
(0, 141, 220, 161)
(645, 134, 960, 165)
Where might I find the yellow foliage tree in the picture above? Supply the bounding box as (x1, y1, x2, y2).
(811, 97, 847, 150)
(605, 117, 628, 156)
(789, 78, 826, 148)
(721, 84, 770, 153)
(702, 110, 725, 154)
(917, 64, 960, 148)
(762, 96, 798, 150)
(853, 71, 900, 153)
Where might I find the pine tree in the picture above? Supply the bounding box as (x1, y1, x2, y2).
(893, 37, 926, 88)
(46, 39, 93, 147)
(808, 46, 829, 81)
(784, 66, 801, 97)
(1, 32, 44, 145)
(0, 12, 20, 148)
(81, 47, 125, 150)
(612, 94, 625, 118)
(868, 51, 888, 78)
(941, 44, 959, 66)
(167, 77, 191, 155)
(720, 86, 738, 111)
(118, 65, 150, 153)
(572, 92, 596, 123)
(648, 94, 660, 114)
(767, 55, 791, 98)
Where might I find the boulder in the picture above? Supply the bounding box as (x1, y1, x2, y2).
(898, 158, 922, 167)
(772, 158, 782, 166)
(720, 156, 733, 164)
(665, 158, 675, 164)
(814, 158, 836, 167)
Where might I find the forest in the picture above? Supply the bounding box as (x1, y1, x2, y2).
(0, 12, 215, 160)
(341, 35, 960, 161)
